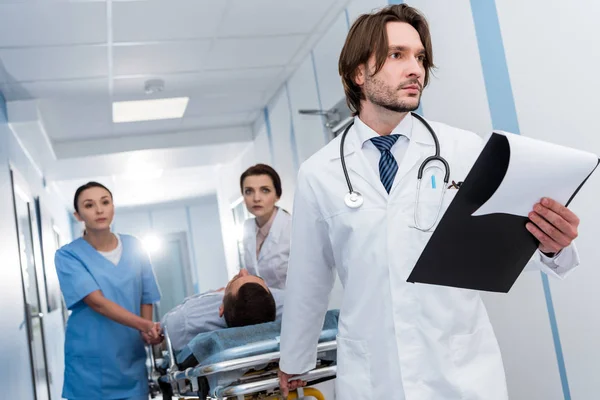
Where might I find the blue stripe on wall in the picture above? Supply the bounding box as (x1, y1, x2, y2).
(185, 205, 200, 294)
(310, 50, 330, 144)
(284, 82, 300, 171)
(69, 213, 78, 240)
(470, 0, 519, 134)
(387, 0, 403, 4)
(344, 8, 351, 30)
(0, 91, 7, 122)
(416, 102, 424, 116)
(470, 1, 571, 399)
(541, 273, 570, 397)
(263, 107, 276, 166)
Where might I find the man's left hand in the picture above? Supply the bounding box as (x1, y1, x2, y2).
(526, 197, 579, 255)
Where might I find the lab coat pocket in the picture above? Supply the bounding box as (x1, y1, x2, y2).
(449, 327, 508, 400)
(409, 189, 457, 231)
(335, 336, 372, 400)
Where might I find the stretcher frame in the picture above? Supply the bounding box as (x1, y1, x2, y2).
(149, 326, 337, 399)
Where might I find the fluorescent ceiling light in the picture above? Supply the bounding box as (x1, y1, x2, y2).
(112, 97, 189, 123)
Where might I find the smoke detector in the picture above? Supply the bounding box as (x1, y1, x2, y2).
(144, 79, 165, 95)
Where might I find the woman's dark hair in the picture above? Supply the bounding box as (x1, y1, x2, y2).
(73, 181, 113, 213)
(240, 164, 282, 198)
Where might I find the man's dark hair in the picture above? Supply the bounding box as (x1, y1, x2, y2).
(222, 283, 277, 328)
(339, 4, 435, 116)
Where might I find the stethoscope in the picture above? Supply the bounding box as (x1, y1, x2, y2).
(340, 112, 450, 231)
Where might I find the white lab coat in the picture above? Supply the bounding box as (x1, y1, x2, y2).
(242, 208, 292, 290)
(279, 115, 579, 400)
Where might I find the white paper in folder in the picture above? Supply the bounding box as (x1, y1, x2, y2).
(472, 131, 599, 217)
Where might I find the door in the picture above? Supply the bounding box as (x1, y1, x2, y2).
(10, 170, 51, 400)
(35, 199, 68, 324)
(35, 198, 68, 399)
(150, 232, 194, 320)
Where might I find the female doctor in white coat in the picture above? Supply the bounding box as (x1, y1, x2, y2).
(240, 164, 292, 290)
(278, 4, 582, 400)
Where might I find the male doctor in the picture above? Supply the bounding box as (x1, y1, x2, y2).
(278, 4, 581, 400)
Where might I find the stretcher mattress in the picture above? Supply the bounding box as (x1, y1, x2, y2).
(175, 309, 339, 366)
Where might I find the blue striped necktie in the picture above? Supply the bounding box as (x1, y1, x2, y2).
(370, 134, 400, 193)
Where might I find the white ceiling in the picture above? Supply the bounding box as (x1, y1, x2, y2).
(0, 0, 350, 208)
(53, 164, 220, 208)
(0, 0, 348, 143)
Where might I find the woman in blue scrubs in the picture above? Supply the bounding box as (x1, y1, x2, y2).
(55, 181, 162, 400)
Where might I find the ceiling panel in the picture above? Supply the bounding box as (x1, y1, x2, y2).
(47, 142, 250, 181)
(184, 91, 265, 116)
(205, 35, 306, 70)
(113, 0, 226, 42)
(111, 118, 184, 136)
(1, 78, 108, 100)
(0, 2, 106, 47)
(220, 0, 336, 37)
(113, 40, 211, 76)
(39, 97, 112, 140)
(112, 67, 284, 97)
(0, 46, 107, 81)
(54, 166, 218, 209)
(182, 112, 254, 129)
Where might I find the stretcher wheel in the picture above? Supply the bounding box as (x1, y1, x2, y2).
(158, 380, 173, 400)
(197, 377, 209, 399)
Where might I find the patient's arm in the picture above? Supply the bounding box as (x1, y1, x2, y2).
(162, 292, 227, 351)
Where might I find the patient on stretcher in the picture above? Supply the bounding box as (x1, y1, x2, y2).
(161, 269, 284, 352)
(153, 270, 337, 400)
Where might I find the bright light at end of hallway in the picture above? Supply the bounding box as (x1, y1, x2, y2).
(142, 234, 162, 255)
(121, 159, 164, 182)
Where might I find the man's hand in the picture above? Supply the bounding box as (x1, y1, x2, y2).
(527, 198, 579, 254)
(278, 370, 306, 399)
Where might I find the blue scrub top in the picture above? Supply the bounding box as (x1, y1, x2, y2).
(55, 234, 161, 400)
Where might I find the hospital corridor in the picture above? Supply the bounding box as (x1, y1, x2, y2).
(1, 0, 599, 399)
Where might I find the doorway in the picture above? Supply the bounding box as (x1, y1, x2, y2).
(149, 232, 194, 320)
(10, 169, 51, 400)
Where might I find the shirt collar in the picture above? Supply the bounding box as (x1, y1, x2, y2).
(256, 207, 278, 237)
(354, 113, 414, 147)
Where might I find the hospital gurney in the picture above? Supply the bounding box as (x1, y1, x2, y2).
(150, 310, 339, 399)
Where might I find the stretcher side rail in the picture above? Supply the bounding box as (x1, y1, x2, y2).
(215, 365, 337, 398)
(168, 340, 337, 380)
(155, 321, 339, 399)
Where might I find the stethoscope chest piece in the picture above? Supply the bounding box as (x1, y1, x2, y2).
(344, 191, 364, 209)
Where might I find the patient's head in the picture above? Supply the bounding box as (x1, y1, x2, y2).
(219, 269, 276, 328)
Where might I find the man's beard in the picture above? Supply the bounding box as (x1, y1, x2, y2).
(364, 75, 422, 113)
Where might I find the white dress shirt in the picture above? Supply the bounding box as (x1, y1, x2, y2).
(353, 113, 413, 182)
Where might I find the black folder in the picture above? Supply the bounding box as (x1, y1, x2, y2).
(406, 133, 600, 293)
